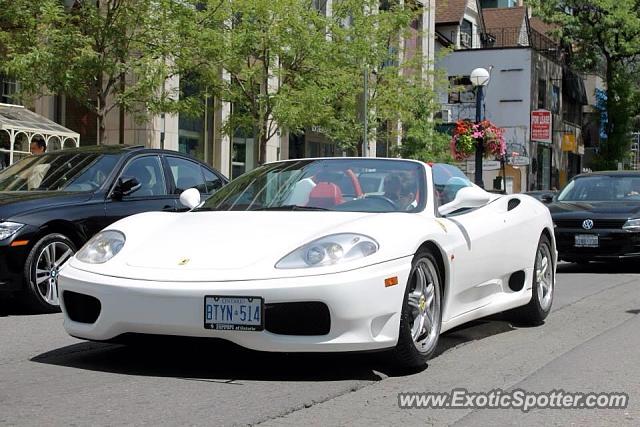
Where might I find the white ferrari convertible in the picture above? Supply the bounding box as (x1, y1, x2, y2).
(58, 158, 555, 368)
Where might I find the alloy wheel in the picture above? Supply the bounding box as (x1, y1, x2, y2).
(535, 242, 553, 312)
(407, 258, 440, 351)
(34, 241, 74, 306)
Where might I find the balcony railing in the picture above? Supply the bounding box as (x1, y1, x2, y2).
(450, 27, 564, 63)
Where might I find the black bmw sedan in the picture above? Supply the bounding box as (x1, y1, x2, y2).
(0, 145, 227, 312)
(548, 171, 640, 263)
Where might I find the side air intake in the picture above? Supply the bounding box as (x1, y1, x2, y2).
(508, 270, 526, 292)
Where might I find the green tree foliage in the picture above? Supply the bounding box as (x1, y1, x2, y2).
(0, 0, 191, 143)
(184, 0, 447, 163)
(529, 0, 640, 169)
(321, 0, 449, 158)
(184, 0, 339, 164)
(1, 0, 448, 163)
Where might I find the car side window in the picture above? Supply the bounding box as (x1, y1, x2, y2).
(202, 167, 223, 194)
(166, 156, 207, 194)
(120, 156, 167, 198)
(432, 163, 473, 206)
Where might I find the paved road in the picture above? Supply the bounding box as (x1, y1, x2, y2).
(1, 262, 639, 426)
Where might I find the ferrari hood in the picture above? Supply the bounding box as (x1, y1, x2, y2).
(69, 210, 419, 281)
(124, 211, 372, 270)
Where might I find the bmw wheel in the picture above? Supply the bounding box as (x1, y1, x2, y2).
(391, 250, 442, 369)
(510, 234, 554, 325)
(22, 233, 76, 313)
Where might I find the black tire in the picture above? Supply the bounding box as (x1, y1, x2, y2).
(510, 234, 554, 325)
(390, 250, 443, 369)
(21, 233, 76, 313)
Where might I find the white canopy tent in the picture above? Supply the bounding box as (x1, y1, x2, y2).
(0, 103, 80, 167)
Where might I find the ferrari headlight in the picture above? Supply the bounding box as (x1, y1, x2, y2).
(623, 219, 640, 231)
(76, 230, 126, 264)
(0, 222, 24, 241)
(276, 233, 379, 269)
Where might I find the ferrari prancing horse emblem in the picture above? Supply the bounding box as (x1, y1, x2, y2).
(178, 257, 191, 266)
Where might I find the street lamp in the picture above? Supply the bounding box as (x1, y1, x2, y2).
(471, 67, 490, 187)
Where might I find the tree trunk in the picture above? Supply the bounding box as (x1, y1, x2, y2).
(96, 74, 106, 145)
(119, 73, 125, 144)
(97, 111, 106, 146)
(97, 91, 107, 146)
(259, 121, 268, 165)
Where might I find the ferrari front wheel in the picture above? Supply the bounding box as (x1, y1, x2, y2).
(390, 250, 442, 369)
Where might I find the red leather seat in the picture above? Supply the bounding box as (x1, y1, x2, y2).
(307, 182, 344, 208)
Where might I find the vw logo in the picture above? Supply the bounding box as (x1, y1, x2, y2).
(582, 219, 594, 230)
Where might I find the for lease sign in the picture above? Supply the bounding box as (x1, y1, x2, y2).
(531, 109, 552, 144)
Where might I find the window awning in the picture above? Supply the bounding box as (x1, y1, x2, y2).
(0, 103, 80, 167)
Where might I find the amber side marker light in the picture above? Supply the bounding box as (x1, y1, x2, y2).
(10, 240, 29, 247)
(384, 276, 399, 287)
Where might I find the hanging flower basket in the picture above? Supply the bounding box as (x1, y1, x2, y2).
(450, 119, 506, 161)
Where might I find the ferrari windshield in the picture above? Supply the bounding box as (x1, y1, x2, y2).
(199, 159, 426, 213)
(0, 152, 118, 192)
(558, 175, 640, 202)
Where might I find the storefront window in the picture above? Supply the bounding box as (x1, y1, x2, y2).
(308, 140, 336, 157)
(178, 76, 213, 163)
(231, 122, 256, 179)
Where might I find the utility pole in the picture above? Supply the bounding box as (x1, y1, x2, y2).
(363, 65, 369, 157)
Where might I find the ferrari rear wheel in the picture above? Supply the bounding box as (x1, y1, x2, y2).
(510, 234, 554, 325)
(391, 250, 442, 369)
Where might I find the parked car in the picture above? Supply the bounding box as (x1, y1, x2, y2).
(58, 158, 555, 369)
(524, 190, 557, 204)
(548, 171, 640, 263)
(0, 145, 227, 311)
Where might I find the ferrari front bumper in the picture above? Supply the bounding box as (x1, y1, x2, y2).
(57, 257, 412, 352)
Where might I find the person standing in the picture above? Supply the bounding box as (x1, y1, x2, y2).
(27, 138, 49, 189)
(29, 138, 47, 155)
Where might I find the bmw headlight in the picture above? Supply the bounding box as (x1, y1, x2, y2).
(0, 222, 24, 241)
(276, 233, 379, 269)
(623, 219, 640, 231)
(76, 230, 126, 264)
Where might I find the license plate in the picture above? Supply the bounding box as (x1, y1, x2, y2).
(204, 296, 263, 331)
(575, 234, 599, 247)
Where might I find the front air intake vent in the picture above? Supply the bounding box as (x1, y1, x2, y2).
(63, 291, 101, 324)
(507, 198, 521, 211)
(265, 302, 330, 336)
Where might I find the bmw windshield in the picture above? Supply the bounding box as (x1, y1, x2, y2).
(198, 159, 426, 213)
(0, 152, 118, 192)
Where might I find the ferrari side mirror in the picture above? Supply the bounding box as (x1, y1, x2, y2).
(438, 186, 491, 216)
(179, 188, 201, 209)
